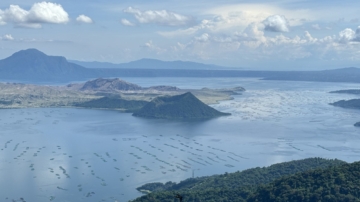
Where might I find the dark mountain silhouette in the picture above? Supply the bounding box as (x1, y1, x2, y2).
(133, 92, 230, 119)
(0, 49, 94, 81)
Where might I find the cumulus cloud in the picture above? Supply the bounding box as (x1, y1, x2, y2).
(0, 2, 69, 28)
(339, 28, 355, 43)
(262, 15, 289, 32)
(121, 18, 135, 26)
(124, 7, 192, 26)
(338, 26, 360, 43)
(76, 15, 93, 24)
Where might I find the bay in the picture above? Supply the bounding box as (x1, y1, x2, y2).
(0, 78, 359, 202)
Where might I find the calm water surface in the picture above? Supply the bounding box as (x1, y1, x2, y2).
(0, 78, 360, 202)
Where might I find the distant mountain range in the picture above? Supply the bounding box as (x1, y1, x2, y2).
(1, 49, 360, 83)
(70, 58, 228, 70)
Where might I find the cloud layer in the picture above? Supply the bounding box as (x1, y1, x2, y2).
(0, 1, 360, 69)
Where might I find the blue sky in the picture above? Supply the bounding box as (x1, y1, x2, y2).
(0, 0, 359, 70)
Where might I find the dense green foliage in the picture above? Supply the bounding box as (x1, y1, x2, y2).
(248, 161, 360, 202)
(73, 97, 148, 111)
(131, 158, 347, 202)
(133, 92, 230, 119)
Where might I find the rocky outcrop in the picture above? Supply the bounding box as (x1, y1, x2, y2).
(80, 78, 142, 91)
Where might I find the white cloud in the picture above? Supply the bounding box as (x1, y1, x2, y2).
(1, 34, 14, 41)
(205, 4, 312, 27)
(262, 15, 289, 32)
(3, 34, 14, 40)
(124, 7, 192, 26)
(0, 2, 69, 28)
(121, 18, 135, 26)
(338, 27, 360, 43)
(76, 15, 93, 24)
(28, 2, 68, 24)
(339, 28, 355, 43)
(158, 19, 213, 37)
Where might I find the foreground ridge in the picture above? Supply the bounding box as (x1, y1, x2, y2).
(131, 158, 347, 202)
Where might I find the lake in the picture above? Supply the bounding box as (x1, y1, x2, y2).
(0, 78, 359, 202)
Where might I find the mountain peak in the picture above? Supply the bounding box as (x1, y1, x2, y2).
(133, 92, 230, 119)
(11, 48, 47, 58)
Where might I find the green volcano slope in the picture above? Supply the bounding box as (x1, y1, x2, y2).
(133, 92, 230, 120)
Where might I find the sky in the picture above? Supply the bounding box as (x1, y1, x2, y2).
(0, 0, 359, 70)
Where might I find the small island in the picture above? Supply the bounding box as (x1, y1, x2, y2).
(330, 99, 360, 127)
(133, 92, 231, 120)
(329, 89, 360, 95)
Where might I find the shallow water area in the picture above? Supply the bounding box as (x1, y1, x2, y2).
(0, 78, 360, 201)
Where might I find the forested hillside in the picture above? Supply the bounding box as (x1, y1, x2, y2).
(131, 158, 347, 202)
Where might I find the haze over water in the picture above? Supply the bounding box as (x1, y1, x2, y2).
(0, 78, 359, 202)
